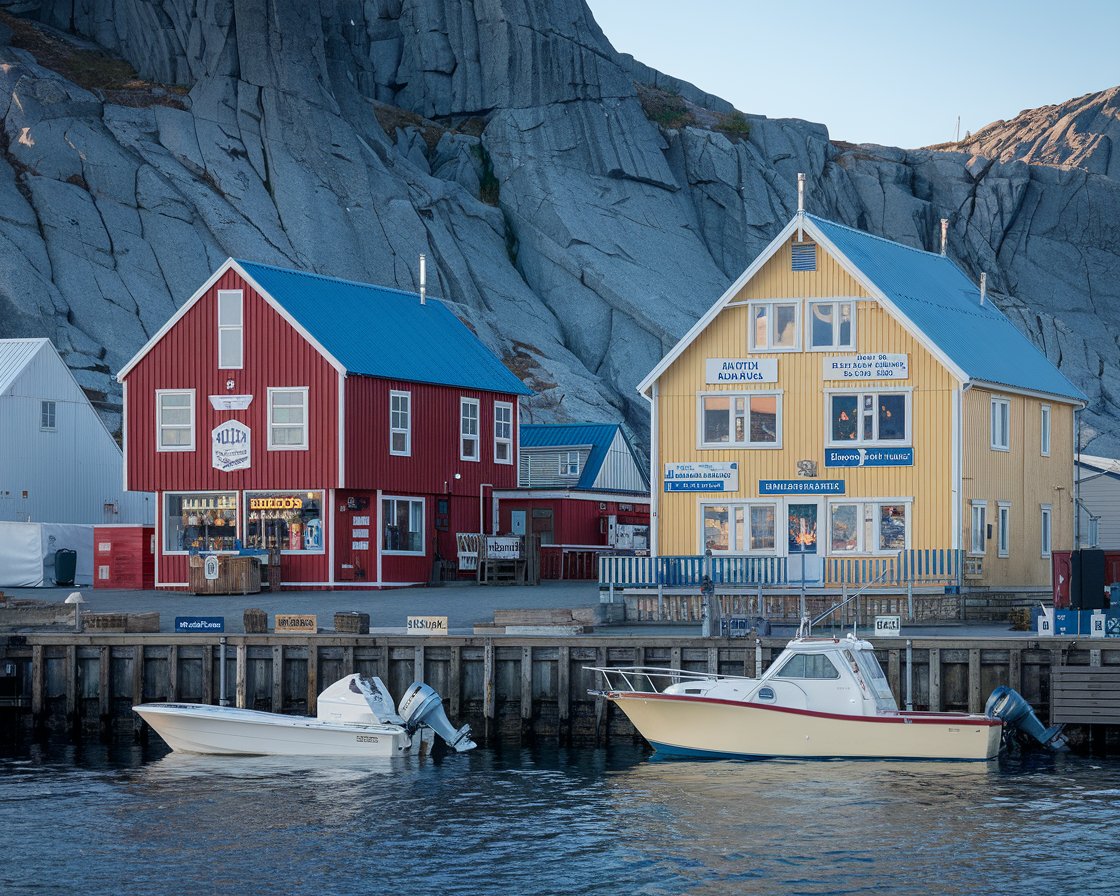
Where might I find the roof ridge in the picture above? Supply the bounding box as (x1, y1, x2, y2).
(236, 258, 446, 305)
(807, 213, 949, 261)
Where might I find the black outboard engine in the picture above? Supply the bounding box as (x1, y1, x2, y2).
(398, 682, 477, 752)
(985, 686, 1068, 751)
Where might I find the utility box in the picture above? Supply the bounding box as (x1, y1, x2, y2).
(93, 525, 155, 590)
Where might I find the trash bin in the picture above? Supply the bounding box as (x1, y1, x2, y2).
(54, 548, 77, 587)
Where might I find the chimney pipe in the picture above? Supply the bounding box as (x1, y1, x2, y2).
(419, 254, 426, 305)
(980, 272, 986, 306)
(940, 219, 948, 256)
(797, 172, 805, 241)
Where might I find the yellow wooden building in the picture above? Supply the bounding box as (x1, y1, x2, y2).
(638, 192, 1086, 591)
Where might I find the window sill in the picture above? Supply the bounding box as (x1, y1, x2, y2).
(268, 445, 309, 452)
(157, 446, 196, 453)
(383, 550, 425, 557)
(699, 443, 781, 450)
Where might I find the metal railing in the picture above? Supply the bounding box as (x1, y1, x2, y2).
(585, 665, 744, 694)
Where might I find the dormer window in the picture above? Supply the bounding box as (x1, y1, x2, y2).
(217, 290, 243, 369)
(560, 451, 581, 477)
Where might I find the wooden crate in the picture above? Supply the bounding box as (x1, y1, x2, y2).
(189, 555, 261, 595)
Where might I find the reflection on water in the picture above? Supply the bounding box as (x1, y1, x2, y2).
(2, 742, 1120, 895)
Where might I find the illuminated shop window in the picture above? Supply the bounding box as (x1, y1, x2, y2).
(165, 492, 238, 553)
(245, 491, 324, 553)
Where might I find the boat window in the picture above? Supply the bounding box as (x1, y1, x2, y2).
(850, 649, 887, 680)
(774, 653, 841, 679)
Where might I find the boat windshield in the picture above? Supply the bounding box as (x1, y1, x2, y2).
(847, 648, 897, 711)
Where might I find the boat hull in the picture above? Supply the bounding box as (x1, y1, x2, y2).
(608, 694, 1002, 761)
(134, 703, 429, 757)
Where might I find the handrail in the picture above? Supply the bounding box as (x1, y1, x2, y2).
(585, 665, 749, 693)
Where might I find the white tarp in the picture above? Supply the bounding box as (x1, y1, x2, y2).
(0, 522, 94, 587)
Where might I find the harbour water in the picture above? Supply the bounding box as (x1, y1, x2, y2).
(3, 742, 1119, 895)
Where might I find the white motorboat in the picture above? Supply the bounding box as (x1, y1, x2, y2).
(134, 674, 476, 757)
(589, 634, 1061, 762)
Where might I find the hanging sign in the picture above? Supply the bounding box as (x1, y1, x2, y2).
(212, 420, 251, 472)
(664, 462, 739, 492)
(823, 353, 909, 380)
(705, 358, 778, 384)
(209, 394, 254, 411)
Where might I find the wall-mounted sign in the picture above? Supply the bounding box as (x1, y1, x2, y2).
(825, 447, 914, 467)
(874, 615, 901, 637)
(486, 536, 522, 559)
(249, 496, 303, 510)
(665, 462, 739, 492)
(212, 420, 251, 472)
(705, 358, 778, 384)
(823, 353, 909, 380)
(351, 541, 369, 551)
(407, 616, 449, 635)
(204, 555, 219, 579)
(275, 614, 317, 633)
(759, 479, 845, 495)
(175, 616, 225, 633)
(209, 394, 254, 411)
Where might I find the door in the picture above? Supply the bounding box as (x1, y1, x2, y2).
(510, 510, 526, 536)
(787, 501, 822, 584)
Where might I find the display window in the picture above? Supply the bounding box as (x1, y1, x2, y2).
(828, 500, 910, 554)
(701, 502, 778, 553)
(245, 491, 324, 553)
(165, 492, 239, 553)
(383, 496, 424, 554)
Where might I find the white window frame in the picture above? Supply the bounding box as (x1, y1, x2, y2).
(243, 490, 326, 555)
(970, 501, 987, 556)
(217, 289, 244, 370)
(494, 401, 513, 465)
(806, 299, 857, 351)
(748, 300, 801, 352)
(40, 399, 56, 432)
(825, 388, 912, 448)
(826, 498, 912, 555)
(267, 387, 309, 451)
(1040, 404, 1051, 457)
(997, 502, 1011, 558)
(389, 390, 411, 457)
(990, 397, 1010, 451)
(156, 389, 195, 452)
(1087, 516, 1101, 549)
(163, 490, 238, 554)
(382, 495, 425, 556)
(460, 397, 480, 462)
(698, 391, 783, 449)
(1041, 504, 1052, 558)
(700, 501, 780, 555)
(559, 450, 581, 478)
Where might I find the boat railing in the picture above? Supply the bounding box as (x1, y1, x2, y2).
(585, 665, 744, 694)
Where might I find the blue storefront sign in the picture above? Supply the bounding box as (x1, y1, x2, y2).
(758, 480, 845, 495)
(825, 447, 914, 467)
(175, 616, 226, 633)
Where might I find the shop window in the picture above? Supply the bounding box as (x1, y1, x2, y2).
(991, 397, 1010, 451)
(165, 492, 238, 553)
(494, 401, 513, 464)
(970, 502, 987, 555)
(700, 393, 780, 448)
(702, 502, 777, 553)
(808, 300, 855, 350)
(998, 502, 1010, 558)
(383, 496, 424, 554)
(829, 501, 909, 554)
(749, 301, 799, 351)
(560, 451, 581, 478)
(1041, 505, 1052, 558)
(828, 391, 908, 446)
(245, 491, 324, 553)
(390, 391, 411, 456)
(157, 390, 195, 451)
(460, 397, 479, 461)
(217, 289, 243, 369)
(1040, 405, 1051, 456)
(40, 400, 56, 432)
(268, 387, 308, 450)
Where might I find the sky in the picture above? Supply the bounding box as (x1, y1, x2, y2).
(584, 0, 1119, 148)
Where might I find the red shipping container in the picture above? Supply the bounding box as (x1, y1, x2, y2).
(94, 525, 156, 590)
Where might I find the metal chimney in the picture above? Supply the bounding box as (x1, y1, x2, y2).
(980, 272, 987, 306)
(797, 172, 805, 240)
(940, 219, 948, 256)
(419, 254, 426, 305)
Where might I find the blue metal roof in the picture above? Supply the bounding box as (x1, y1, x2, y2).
(807, 215, 1086, 403)
(521, 423, 639, 490)
(237, 260, 531, 395)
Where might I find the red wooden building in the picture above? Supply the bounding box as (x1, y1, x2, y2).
(118, 258, 530, 589)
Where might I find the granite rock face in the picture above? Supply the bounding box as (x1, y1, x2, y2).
(1, 0, 1118, 457)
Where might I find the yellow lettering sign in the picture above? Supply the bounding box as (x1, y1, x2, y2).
(249, 496, 304, 511)
(275, 614, 317, 633)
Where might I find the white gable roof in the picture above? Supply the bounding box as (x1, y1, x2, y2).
(0, 338, 49, 397)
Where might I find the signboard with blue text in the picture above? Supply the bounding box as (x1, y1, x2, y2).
(175, 616, 225, 633)
(823, 353, 909, 380)
(212, 419, 251, 472)
(665, 462, 739, 492)
(705, 358, 778, 384)
(825, 447, 914, 467)
(759, 480, 845, 495)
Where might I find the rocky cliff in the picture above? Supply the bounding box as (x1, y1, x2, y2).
(1, 1, 1118, 455)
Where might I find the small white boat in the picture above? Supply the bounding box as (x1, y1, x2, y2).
(134, 674, 476, 758)
(589, 635, 1007, 761)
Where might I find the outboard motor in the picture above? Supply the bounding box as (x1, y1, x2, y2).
(986, 686, 1068, 751)
(398, 682, 477, 752)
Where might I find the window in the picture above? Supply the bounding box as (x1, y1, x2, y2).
(829, 501, 909, 554)
(702, 503, 778, 553)
(40, 400, 56, 431)
(775, 653, 840, 679)
(494, 402, 513, 464)
(156, 390, 195, 451)
(1040, 405, 1051, 456)
(991, 397, 1010, 451)
(828, 391, 908, 446)
(749, 301, 799, 351)
(808, 300, 855, 350)
(1087, 516, 1101, 549)
(164, 492, 238, 553)
(700, 393, 780, 447)
(460, 398, 479, 461)
(390, 391, 411, 456)
(560, 451, 581, 478)
(998, 502, 1011, 558)
(217, 290, 243, 369)
(970, 502, 987, 555)
(268, 388, 308, 450)
(1041, 505, 1052, 558)
(383, 496, 424, 554)
(245, 491, 324, 553)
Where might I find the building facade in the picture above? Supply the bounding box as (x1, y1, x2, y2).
(118, 259, 529, 589)
(639, 207, 1085, 590)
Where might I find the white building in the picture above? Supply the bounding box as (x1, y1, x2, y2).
(1076, 455, 1120, 550)
(0, 338, 152, 524)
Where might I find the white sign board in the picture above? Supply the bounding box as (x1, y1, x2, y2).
(874, 615, 901, 637)
(664, 462, 739, 492)
(823, 353, 909, 381)
(209, 394, 254, 411)
(212, 420, 251, 472)
(204, 555, 220, 580)
(705, 358, 778, 384)
(1037, 608, 1054, 636)
(486, 536, 522, 560)
(407, 615, 449, 636)
(1091, 612, 1107, 638)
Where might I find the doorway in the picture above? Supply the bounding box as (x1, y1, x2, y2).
(787, 501, 822, 584)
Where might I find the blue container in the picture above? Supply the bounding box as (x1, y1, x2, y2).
(1053, 609, 1096, 635)
(1105, 608, 1120, 638)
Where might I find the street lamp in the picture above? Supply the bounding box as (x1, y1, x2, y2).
(65, 591, 85, 632)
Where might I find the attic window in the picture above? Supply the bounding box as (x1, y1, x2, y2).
(791, 242, 817, 272)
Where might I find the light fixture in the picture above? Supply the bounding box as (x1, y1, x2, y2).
(65, 591, 85, 632)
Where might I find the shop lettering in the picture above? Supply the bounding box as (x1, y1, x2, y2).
(249, 497, 304, 510)
(705, 357, 777, 384)
(214, 427, 248, 446)
(717, 361, 767, 381)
